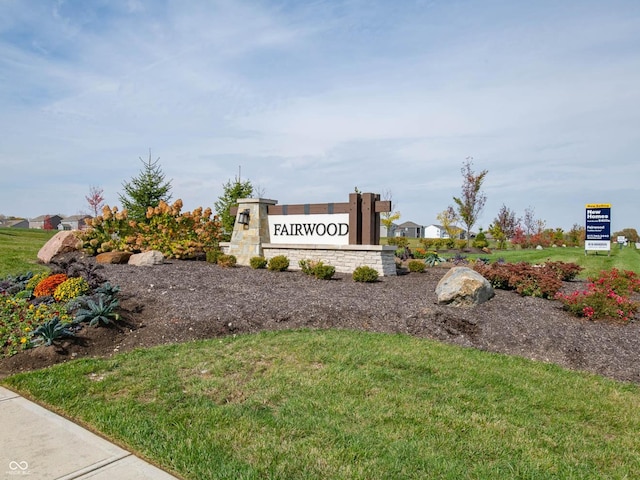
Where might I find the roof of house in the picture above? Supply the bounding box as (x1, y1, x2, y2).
(397, 221, 422, 228)
(425, 224, 445, 229)
(62, 215, 92, 221)
(30, 214, 63, 221)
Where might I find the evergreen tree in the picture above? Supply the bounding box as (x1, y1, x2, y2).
(214, 178, 254, 240)
(119, 150, 172, 223)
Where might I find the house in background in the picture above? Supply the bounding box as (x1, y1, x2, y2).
(0, 218, 29, 228)
(58, 215, 92, 231)
(424, 224, 449, 239)
(395, 221, 423, 238)
(380, 222, 398, 238)
(29, 214, 63, 230)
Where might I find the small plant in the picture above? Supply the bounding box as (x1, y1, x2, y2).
(217, 254, 237, 268)
(33, 273, 68, 297)
(268, 255, 290, 272)
(205, 249, 222, 264)
(95, 281, 121, 299)
(407, 260, 426, 273)
(424, 252, 446, 267)
(250, 256, 268, 269)
(74, 296, 121, 327)
(449, 253, 468, 265)
(353, 265, 379, 283)
(25, 272, 49, 292)
(0, 272, 35, 296)
(299, 260, 335, 280)
(53, 277, 90, 302)
(30, 317, 76, 346)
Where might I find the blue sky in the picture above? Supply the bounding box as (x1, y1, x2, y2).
(1, 0, 639, 232)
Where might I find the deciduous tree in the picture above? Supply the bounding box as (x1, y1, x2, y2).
(452, 158, 488, 246)
(119, 150, 172, 223)
(381, 190, 401, 239)
(436, 206, 461, 239)
(85, 186, 105, 217)
(488, 204, 520, 250)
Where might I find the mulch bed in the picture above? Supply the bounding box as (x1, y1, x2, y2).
(2, 255, 639, 384)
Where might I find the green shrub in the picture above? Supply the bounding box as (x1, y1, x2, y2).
(299, 259, 335, 280)
(250, 256, 268, 269)
(205, 249, 222, 264)
(407, 260, 426, 273)
(353, 266, 379, 283)
(268, 255, 290, 272)
(472, 230, 489, 249)
(217, 254, 237, 268)
(387, 237, 409, 248)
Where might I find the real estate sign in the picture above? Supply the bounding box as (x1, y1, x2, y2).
(585, 203, 611, 252)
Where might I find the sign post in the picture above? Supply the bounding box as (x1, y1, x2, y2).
(585, 203, 611, 255)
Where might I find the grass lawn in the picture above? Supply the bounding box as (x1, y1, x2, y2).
(0, 228, 57, 278)
(381, 237, 640, 279)
(4, 330, 640, 479)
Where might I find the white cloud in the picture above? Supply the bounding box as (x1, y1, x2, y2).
(0, 0, 638, 232)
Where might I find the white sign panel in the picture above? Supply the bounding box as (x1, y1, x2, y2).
(585, 240, 611, 251)
(269, 214, 349, 245)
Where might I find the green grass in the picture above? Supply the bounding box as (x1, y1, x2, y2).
(0, 228, 56, 278)
(4, 330, 640, 479)
(381, 238, 640, 279)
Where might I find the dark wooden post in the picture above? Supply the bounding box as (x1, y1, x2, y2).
(349, 193, 362, 245)
(361, 193, 376, 245)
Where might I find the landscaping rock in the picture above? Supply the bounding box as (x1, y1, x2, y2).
(129, 250, 165, 266)
(435, 266, 494, 307)
(96, 252, 132, 264)
(37, 231, 82, 264)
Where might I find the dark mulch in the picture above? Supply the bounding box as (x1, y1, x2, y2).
(2, 255, 639, 384)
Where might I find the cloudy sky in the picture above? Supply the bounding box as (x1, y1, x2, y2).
(1, 0, 639, 232)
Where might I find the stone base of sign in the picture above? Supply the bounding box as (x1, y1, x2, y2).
(226, 198, 277, 266)
(221, 242, 397, 276)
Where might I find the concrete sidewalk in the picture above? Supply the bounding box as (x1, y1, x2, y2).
(0, 386, 180, 479)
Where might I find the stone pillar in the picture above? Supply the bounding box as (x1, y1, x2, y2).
(227, 198, 277, 266)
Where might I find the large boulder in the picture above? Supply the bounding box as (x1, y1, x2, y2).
(37, 231, 82, 264)
(96, 251, 132, 264)
(129, 250, 165, 266)
(435, 266, 495, 307)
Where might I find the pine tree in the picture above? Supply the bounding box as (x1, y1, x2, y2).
(119, 150, 172, 223)
(214, 178, 253, 240)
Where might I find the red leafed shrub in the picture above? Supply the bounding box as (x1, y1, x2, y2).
(472, 262, 564, 298)
(542, 261, 583, 281)
(33, 274, 68, 297)
(555, 269, 640, 322)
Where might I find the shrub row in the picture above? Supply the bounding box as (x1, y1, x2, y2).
(79, 200, 222, 259)
(471, 261, 583, 299)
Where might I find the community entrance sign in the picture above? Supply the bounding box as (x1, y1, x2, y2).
(226, 192, 397, 275)
(585, 203, 611, 254)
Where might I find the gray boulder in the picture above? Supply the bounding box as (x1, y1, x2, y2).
(129, 250, 165, 266)
(435, 266, 495, 307)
